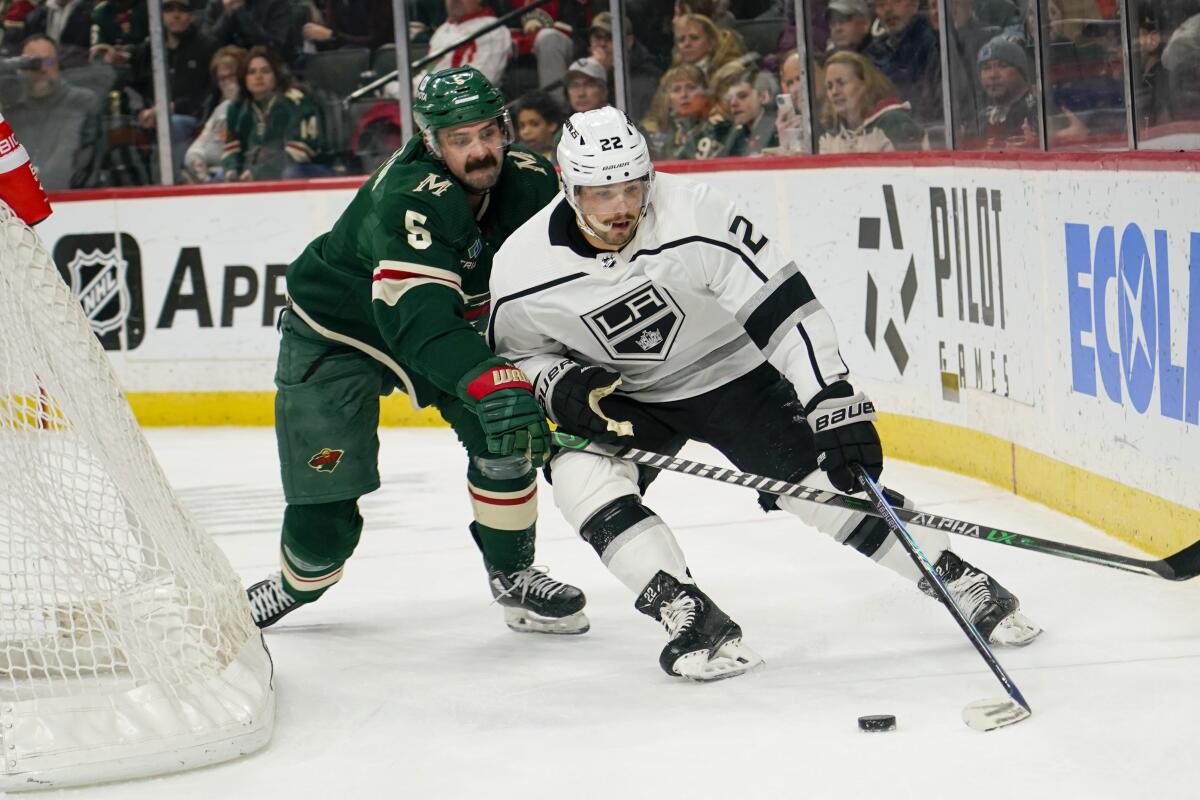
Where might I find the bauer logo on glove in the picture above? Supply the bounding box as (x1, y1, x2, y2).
(811, 399, 876, 432)
(804, 382, 883, 492)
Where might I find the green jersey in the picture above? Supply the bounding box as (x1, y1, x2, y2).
(666, 112, 734, 161)
(285, 138, 558, 408)
(223, 89, 324, 180)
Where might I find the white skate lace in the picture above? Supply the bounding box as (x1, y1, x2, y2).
(249, 573, 294, 621)
(658, 593, 697, 639)
(944, 570, 993, 623)
(492, 565, 566, 604)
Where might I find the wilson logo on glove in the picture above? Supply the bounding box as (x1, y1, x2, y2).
(812, 400, 876, 432)
(465, 365, 534, 400)
(491, 368, 529, 387)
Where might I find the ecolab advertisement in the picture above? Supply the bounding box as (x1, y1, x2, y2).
(1052, 169, 1199, 513)
(37, 161, 1200, 516)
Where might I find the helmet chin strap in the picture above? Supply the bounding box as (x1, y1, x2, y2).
(577, 209, 644, 245)
(585, 213, 616, 233)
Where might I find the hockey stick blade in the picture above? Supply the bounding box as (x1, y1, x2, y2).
(1161, 538, 1200, 581)
(851, 465, 1032, 733)
(962, 698, 1032, 732)
(549, 432, 1199, 581)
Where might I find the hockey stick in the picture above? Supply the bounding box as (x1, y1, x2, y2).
(851, 464, 1032, 732)
(550, 432, 1200, 581)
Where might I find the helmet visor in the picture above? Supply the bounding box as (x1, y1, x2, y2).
(570, 175, 651, 246)
(426, 110, 514, 158)
(574, 176, 648, 218)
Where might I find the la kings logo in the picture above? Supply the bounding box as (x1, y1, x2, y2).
(53, 233, 145, 351)
(583, 282, 684, 361)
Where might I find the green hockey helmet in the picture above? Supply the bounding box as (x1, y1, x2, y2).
(413, 66, 513, 157)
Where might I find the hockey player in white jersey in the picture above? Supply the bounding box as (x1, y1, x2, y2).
(489, 107, 1042, 681)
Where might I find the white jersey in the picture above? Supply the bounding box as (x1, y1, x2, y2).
(488, 172, 849, 408)
(422, 10, 512, 87)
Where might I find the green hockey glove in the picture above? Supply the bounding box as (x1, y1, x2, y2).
(459, 359, 552, 467)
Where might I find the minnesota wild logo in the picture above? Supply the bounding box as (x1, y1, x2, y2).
(307, 448, 345, 473)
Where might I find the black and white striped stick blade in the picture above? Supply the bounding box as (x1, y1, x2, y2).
(962, 698, 1032, 732)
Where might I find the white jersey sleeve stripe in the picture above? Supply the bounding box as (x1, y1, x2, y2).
(741, 269, 819, 350)
(735, 261, 801, 326)
(761, 299, 824, 360)
(375, 260, 463, 287)
(372, 276, 465, 306)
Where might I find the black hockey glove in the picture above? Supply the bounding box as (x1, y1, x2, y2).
(459, 359, 552, 468)
(541, 360, 632, 442)
(804, 381, 882, 493)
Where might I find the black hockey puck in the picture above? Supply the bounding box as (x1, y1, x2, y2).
(857, 714, 897, 732)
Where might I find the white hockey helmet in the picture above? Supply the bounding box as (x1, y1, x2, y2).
(556, 106, 655, 240)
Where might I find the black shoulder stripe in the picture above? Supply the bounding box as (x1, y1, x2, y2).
(743, 271, 818, 350)
(629, 236, 767, 282)
(487, 272, 589, 349)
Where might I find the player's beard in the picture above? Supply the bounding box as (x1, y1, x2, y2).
(457, 153, 501, 194)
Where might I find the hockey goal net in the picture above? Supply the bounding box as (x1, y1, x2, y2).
(0, 202, 274, 791)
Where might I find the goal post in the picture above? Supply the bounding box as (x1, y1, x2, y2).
(0, 203, 274, 791)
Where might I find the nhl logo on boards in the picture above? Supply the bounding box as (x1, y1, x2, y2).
(53, 233, 145, 351)
(68, 248, 129, 335)
(582, 281, 684, 361)
(308, 448, 345, 473)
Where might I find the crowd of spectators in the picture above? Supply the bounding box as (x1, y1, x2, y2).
(1, 0, 1198, 189)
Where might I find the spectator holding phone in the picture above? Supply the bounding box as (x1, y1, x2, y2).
(6, 35, 99, 189)
(771, 48, 825, 154)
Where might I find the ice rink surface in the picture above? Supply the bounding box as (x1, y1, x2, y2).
(53, 428, 1198, 800)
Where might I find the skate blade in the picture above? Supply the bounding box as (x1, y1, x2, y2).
(672, 639, 764, 682)
(502, 607, 590, 635)
(962, 698, 1032, 732)
(989, 611, 1043, 648)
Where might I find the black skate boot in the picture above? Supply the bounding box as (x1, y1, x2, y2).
(246, 572, 303, 629)
(487, 562, 589, 635)
(919, 551, 1042, 646)
(635, 571, 763, 681)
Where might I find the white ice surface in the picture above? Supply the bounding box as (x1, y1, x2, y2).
(49, 428, 1200, 799)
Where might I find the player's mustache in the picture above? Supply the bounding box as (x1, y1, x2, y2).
(589, 213, 636, 234)
(465, 154, 498, 172)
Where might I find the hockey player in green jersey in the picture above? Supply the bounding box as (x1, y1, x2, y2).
(246, 66, 589, 635)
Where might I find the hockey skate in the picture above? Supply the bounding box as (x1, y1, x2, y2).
(920, 551, 1043, 646)
(246, 572, 303, 629)
(635, 571, 763, 681)
(487, 562, 590, 634)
